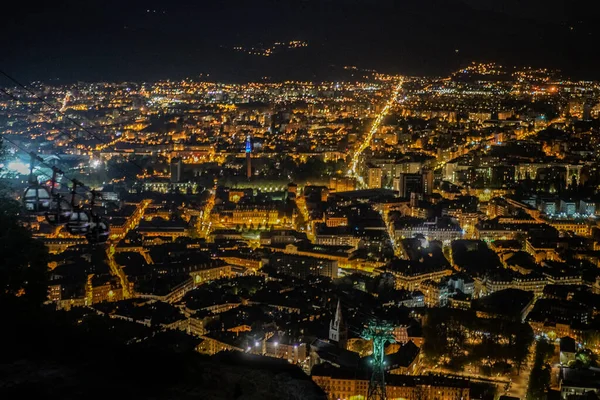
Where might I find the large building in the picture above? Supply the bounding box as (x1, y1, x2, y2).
(170, 157, 183, 183)
(311, 366, 470, 400)
(214, 204, 293, 228)
(263, 252, 338, 279)
(367, 165, 383, 189)
(390, 267, 453, 292)
(395, 173, 423, 198)
(394, 218, 463, 244)
(264, 335, 307, 365)
(314, 224, 361, 248)
(329, 176, 356, 193)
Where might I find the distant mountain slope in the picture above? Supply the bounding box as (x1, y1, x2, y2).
(0, 0, 597, 82)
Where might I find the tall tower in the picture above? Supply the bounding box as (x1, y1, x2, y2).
(362, 321, 395, 400)
(329, 300, 347, 348)
(170, 157, 182, 183)
(421, 168, 433, 195)
(245, 135, 252, 179)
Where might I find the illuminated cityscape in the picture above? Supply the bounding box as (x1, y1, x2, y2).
(2, 1, 600, 399)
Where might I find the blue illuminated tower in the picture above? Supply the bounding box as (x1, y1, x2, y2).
(245, 135, 252, 179)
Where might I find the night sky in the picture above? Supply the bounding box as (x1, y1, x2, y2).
(1, 0, 598, 83)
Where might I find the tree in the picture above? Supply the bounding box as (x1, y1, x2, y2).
(294, 206, 307, 230)
(0, 204, 48, 306)
(294, 158, 327, 182)
(0, 139, 49, 308)
(582, 329, 600, 349)
(186, 227, 201, 239)
(572, 349, 597, 368)
(526, 339, 554, 400)
(513, 323, 535, 372)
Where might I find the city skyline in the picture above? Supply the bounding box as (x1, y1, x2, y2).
(2, 3, 600, 400)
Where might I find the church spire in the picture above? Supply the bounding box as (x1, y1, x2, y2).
(329, 299, 347, 348)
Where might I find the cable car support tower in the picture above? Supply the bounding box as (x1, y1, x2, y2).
(362, 321, 395, 400)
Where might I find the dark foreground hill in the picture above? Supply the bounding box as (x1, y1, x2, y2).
(0, 300, 325, 400)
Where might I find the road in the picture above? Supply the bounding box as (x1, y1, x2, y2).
(348, 80, 403, 186)
(107, 244, 131, 298)
(85, 273, 94, 305)
(115, 199, 150, 240)
(102, 200, 151, 299)
(425, 367, 510, 385)
(505, 342, 536, 399)
(198, 188, 216, 238)
(295, 193, 314, 241)
(377, 206, 401, 257)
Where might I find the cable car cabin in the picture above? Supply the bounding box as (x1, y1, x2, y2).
(66, 209, 91, 235)
(23, 184, 51, 214)
(86, 218, 110, 245)
(45, 196, 72, 226)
